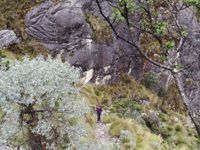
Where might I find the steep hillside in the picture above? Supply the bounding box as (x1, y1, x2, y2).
(82, 75, 200, 150)
(0, 0, 200, 149)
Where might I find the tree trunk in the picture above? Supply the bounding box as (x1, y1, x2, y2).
(20, 105, 47, 150)
(188, 109, 200, 136)
(29, 131, 46, 150)
(174, 72, 200, 137)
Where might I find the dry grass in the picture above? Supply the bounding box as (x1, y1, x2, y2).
(81, 75, 160, 108)
(103, 115, 164, 150)
(85, 12, 113, 44)
(161, 83, 186, 112)
(81, 75, 200, 150)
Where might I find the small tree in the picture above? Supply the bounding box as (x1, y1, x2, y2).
(95, 0, 200, 135)
(0, 56, 89, 149)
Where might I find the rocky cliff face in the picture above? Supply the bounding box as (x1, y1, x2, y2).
(25, 0, 143, 83)
(25, 0, 200, 134)
(177, 8, 200, 135)
(180, 31, 200, 135)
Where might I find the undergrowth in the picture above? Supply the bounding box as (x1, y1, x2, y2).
(81, 75, 200, 150)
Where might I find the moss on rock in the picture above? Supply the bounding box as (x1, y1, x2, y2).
(85, 12, 113, 44)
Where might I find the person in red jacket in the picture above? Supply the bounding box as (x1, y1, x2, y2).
(96, 105, 102, 122)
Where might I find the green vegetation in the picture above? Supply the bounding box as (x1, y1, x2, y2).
(110, 98, 142, 117)
(85, 12, 113, 44)
(0, 57, 90, 149)
(109, 118, 163, 150)
(162, 83, 186, 112)
(82, 75, 160, 107)
(82, 75, 200, 150)
(0, 50, 6, 58)
(142, 71, 158, 91)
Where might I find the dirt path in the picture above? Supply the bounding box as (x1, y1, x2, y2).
(95, 122, 111, 143)
(95, 121, 119, 149)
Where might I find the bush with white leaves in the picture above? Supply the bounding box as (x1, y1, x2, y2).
(0, 56, 89, 149)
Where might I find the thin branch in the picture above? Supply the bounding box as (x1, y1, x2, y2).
(173, 73, 200, 136)
(177, 37, 186, 52)
(95, 0, 173, 72)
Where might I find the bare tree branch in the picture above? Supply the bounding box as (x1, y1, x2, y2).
(95, 0, 173, 72)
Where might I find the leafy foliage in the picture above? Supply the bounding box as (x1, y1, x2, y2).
(0, 51, 6, 59)
(111, 0, 137, 22)
(109, 0, 194, 66)
(0, 56, 89, 149)
(110, 98, 142, 117)
(142, 71, 158, 91)
(185, 0, 200, 6)
(155, 21, 168, 36)
(164, 41, 175, 50)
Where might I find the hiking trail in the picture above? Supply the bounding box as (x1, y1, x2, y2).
(95, 122, 112, 144)
(95, 119, 119, 148)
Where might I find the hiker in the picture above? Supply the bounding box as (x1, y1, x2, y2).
(96, 105, 102, 122)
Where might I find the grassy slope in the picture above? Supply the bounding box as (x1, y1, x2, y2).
(81, 75, 200, 150)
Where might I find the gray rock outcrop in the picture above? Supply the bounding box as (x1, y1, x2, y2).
(0, 30, 19, 49)
(177, 8, 200, 135)
(25, 0, 143, 83)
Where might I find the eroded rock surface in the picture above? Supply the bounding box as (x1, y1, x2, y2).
(25, 0, 143, 83)
(0, 30, 19, 49)
(174, 7, 200, 135)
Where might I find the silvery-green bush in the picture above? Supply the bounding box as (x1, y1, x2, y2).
(0, 56, 89, 149)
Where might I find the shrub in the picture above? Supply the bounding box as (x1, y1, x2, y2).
(111, 98, 142, 117)
(162, 83, 186, 112)
(109, 121, 124, 137)
(108, 117, 163, 150)
(142, 71, 158, 91)
(0, 51, 6, 58)
(0, 59, 10, 71)
(0, 56, 89, 149)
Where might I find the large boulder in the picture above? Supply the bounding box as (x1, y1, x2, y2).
(25, 0, 143, 83)
(0, 30, 19, 49)
(25, 1, 88, 53)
